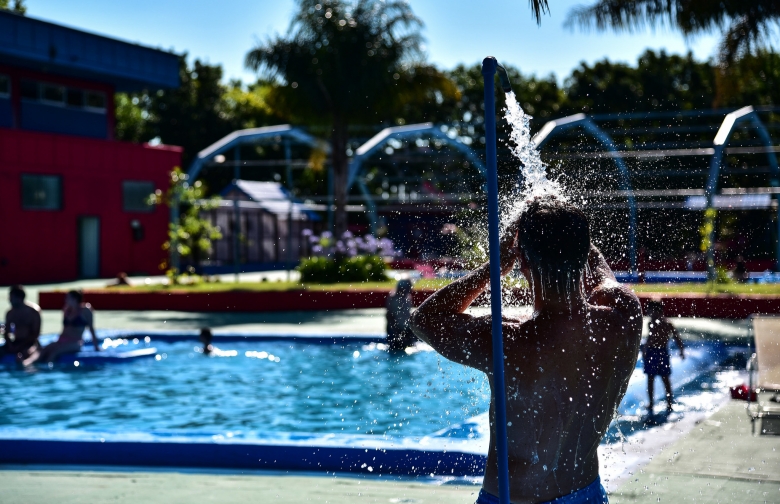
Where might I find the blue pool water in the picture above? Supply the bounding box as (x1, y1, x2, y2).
(0, 337, 489, 438)
(0, 333, 747, 447)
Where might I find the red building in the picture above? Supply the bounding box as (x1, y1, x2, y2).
(0, 11, 181, 284)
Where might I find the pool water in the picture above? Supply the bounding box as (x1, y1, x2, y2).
(0, 338, 489, 439)
(0, 335, 747, 446)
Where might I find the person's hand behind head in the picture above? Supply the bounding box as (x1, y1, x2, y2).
(499, 220, 520, 276)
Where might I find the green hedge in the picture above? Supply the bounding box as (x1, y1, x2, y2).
(298, 255, 388, 283)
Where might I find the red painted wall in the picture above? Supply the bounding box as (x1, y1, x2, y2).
(0, 128, 182, 284)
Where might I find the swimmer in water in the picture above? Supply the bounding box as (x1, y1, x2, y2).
(410, 196, 642, 504)
(199, 328, 214, 355)
(642, 300, 685, 414)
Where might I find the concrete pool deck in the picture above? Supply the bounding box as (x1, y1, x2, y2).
(611, 398, 780, 503)
(3, 399, 778, 503)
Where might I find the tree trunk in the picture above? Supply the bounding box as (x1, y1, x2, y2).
(331, 117, 349, 238)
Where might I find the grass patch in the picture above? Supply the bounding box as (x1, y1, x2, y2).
(629, 283, 780, 295)
(81, 277, 454, 294)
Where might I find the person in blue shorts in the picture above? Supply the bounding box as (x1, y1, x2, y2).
(642, 300, 685, 413)
(410, 196, 642, 504)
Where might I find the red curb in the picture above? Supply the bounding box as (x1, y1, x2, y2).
(37, 288, 780, 318)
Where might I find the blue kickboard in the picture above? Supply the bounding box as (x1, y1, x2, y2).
(2, 347, 158, 365)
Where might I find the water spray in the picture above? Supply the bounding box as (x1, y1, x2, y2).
(481, 56, 511, 504)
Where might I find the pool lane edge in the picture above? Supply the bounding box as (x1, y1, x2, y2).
(0, 439, 486, 476)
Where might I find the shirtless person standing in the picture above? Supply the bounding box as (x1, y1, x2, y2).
(642, 300, 685, 414)
(2, 285, 42, 363)
(410, 197, 642, 503)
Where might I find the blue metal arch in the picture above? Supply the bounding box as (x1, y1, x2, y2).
(172, 125, 328, 273)
(532, 114, 639, 275)
(347, 123, 487, 233)
(187, 124, 328, 181)
(705, 106, 780, 274)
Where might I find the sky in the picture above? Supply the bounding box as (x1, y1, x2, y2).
(26, 0, 721, 84)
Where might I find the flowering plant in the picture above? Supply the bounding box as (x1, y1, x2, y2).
(302, 230, 398, 259)
(298, 231, 399, 283)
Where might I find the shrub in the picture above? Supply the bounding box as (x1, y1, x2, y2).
(297, 231, 397, 283)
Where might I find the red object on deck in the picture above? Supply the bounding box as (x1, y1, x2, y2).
(0, 128, 181, 284)
(730, 384, 758, 402)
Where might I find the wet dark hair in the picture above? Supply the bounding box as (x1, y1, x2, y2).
(200, 328, 213, 343)
(9, 285, 25, 300)
(518, 196, 590, 294)
(66, 289, 83, 304)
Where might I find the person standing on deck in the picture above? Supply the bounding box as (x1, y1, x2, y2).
(410, 196, 642, 504)
(386, 279, 416, 351)
(2, 285, 42, 363)
(642, 300, 685, 414)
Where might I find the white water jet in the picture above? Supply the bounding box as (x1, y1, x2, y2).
(501, 92, 567, 228)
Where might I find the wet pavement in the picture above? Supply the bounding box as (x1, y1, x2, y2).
(612, 397, 780, 503)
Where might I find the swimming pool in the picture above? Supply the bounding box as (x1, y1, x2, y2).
(0, 330, 748, 474)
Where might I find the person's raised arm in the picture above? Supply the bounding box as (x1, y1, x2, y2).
(583, 244, 617, 295)
(409, 225, 518, 370)
(583, 243, 642, 330)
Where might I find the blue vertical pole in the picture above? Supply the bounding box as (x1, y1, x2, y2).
(482, 56, 511, 504)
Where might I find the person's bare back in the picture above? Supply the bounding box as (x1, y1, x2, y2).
(3, 285, 42, 361)
(410, 197, 642, 503)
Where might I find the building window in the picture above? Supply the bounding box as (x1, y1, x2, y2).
(20, 79, 38, 100)
(122, 181, 155, 213)
(41, 84, 65, 105)
(0, 74, 9, 98)
(85, 91, 106, 111)
(66, 88, 84, 107)
(21, 174, 62, 210)
(19, 79, 106, 113)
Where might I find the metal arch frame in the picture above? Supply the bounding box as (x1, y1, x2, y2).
(347, 123, 487, 232)
(532, 114, 639, 276)
(346, 123, 487, 233)
(705, 106, 780, 275)
(187, 124, 329, 181)
(171, 125, 328, 273)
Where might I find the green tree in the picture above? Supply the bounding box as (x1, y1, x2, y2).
(564, 50, 715, 114)
(714, 50, 780, 107)
(115, 56, 276, 167)
(152, 168, 222, 278)
(245, 0, 456, 236)
(565, 0, 780, 64)
(0, 0, 26, 14)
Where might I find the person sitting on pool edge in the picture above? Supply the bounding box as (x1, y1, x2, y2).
(642, 300, 685, 414)
(410, 195, 642, 504)
(2, 285, 42, 363)
(26, 290, 99, 365)
(386, 279, 416, 352)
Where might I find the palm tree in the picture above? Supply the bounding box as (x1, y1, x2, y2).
(246, 0, 456, 236)
(565, 0, 780, 64)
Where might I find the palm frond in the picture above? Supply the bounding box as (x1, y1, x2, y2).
(528, 0, 550, 25)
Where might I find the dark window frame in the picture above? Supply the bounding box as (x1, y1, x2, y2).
(18, 78, 107, 114)
(0, 74, 9, 98)
(122, 180, 155, 213)
(21, 174, 63, 211)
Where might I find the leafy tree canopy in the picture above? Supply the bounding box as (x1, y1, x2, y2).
(245, 0, 457, 235)
(0, 0, 26, 14)
(565, 0, 780, 64)
(116, 55, 276, 167)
